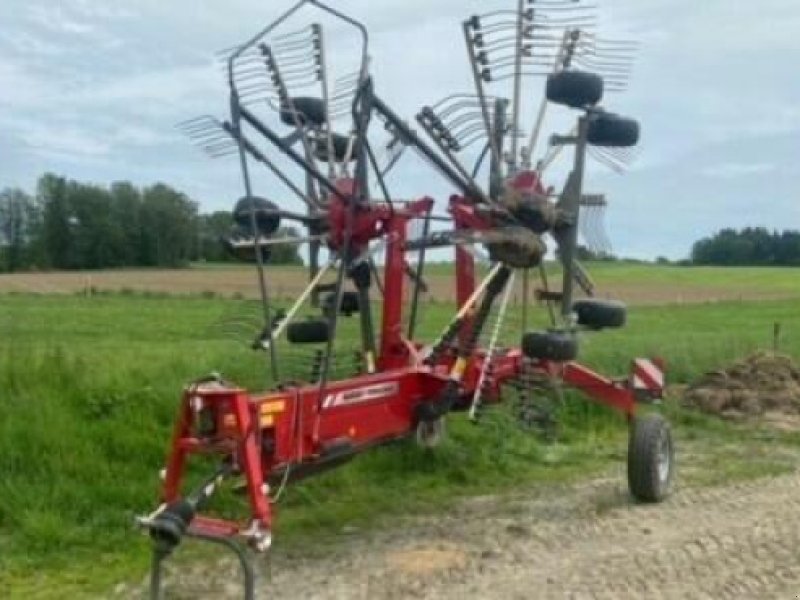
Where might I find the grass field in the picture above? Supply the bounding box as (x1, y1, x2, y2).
(1, 265, 800, 597)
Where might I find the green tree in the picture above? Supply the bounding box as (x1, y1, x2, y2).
(110, 182, 143, 266)
(269, 226, 304, 265)
(197, 211, 234, 262)
(37, 174, 72, 269)
(0, 188, 36, 272)
(140, 184, 198, 267)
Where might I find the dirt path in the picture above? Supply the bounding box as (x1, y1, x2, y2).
(143, 468, 800, 599)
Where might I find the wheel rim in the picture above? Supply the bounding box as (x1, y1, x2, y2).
(656, 430, 672, 485)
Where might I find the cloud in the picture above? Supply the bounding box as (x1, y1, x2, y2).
(0, 0, 798, 260)
(701, 162, 777, 180)
(27, 5, 96, 36)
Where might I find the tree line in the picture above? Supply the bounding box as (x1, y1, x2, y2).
(691, 227, 800, 267)
(0, 174, 302, 273)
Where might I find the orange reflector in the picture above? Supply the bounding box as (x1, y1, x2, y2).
(260, 400, 286, 415)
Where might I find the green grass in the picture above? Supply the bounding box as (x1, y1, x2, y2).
(1, 291, 800, 597)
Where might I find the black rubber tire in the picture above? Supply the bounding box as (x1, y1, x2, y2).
(232, 197, 280, 236)
(628, 413, 674, 503)
(588, 113, 640, 148)
(314, 132, 358, 163)
(546, 70, 604, 108)
(322, 291, 360, 317)
(279, 97, 327, 128)
(572, 299, 627, 329)
(287, 319, 330, 344)
(522, 331, 579, 361)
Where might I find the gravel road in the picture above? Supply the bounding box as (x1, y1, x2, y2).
(137, 467, 800, 599)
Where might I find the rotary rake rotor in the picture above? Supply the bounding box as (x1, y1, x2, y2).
(139, 2, 674, 597)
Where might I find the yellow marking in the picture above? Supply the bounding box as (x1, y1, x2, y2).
(260, 400, 286, 415)
(365, 351, 376, 374)
(452, 357, 468, 379)
(260, 414, 275, 428)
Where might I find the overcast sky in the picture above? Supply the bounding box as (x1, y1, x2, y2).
(1, 0, 798, 259)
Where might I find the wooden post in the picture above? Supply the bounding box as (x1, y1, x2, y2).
(773, 322, 781, 351)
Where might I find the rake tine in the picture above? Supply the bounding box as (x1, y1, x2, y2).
(271, 23, 315, 42)
(588, 147, 626, 174)
(207, 147, 241, 159)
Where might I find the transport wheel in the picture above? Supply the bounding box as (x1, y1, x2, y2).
(415, 417, 445, 449)
(233, 197, 281, 236)
(627, 413, 674, 503)
(587, 112, 640, 148)
(572, 299, 627, 329)
(521, 331, 579, 361)
(546, 70, 604, 108)
(279, 96, 327, 127)
(287, 319, 330, 344)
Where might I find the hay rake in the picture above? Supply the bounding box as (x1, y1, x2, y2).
(138, 1, 674, 597)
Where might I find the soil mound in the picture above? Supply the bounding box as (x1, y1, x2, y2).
(684, 352, 800, 421)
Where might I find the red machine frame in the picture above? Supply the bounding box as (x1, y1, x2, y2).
(158, 182, 656, 544)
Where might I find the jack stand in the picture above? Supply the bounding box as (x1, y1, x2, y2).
(148, 532, 258, 600)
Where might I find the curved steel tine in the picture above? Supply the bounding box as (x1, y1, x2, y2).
(276, 63, 320, 78)
(330, 88, 357, 102)
(488, 70, 549, 82)
(225, 52, 263, 67)
(207, 148, 241, 159)
(431, 93, 495, 112)
(580, 33, 640, 47)
(457, 131, 491, 150)
(491, 56, 557, 70)
(271, 34, 315, 52)
(231, 66, 270, 77)
(270, 48, 319, 66)
(533, 2, 599, 13)
(438, 101, 492, 122)
(578, 39, 639, 55)
(447, 111, 492, 132)
(436, 102, 485, 121)
(271, 23, 314, 42)
(179, 125, 224, 141)
(475, 21, 520, 37)
(185, 126, 228, 140)
(181, 125, 226, 139)
(575, 56, 635, 72)
(176, 115, 220, 130)
(588, 147, 626, 174)
(202, 138, 237, 152)
(272, 48, 319, 65)
(453, 121, 491, 141)
(331, 84, 357, 97)
(477, 33, 521, 50)
(606, 147, 637, 165)
(577, 43, 638, 60)
(334, 70, 361, 84)
(574, 60, 632, 76)
(280, 75, 322, 90)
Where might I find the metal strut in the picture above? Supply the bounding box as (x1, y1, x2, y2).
(149, 533, 257, 600)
